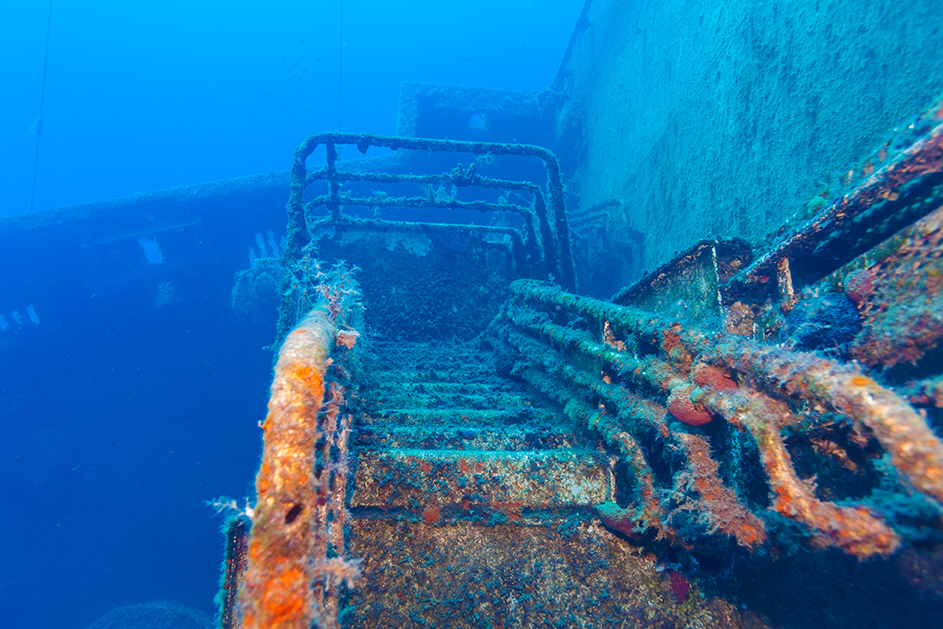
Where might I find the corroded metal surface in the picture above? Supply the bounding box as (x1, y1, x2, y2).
(217, 516, 249, 629)
(346, 521, 753, 629)
(612, 239, 751, 322)
(277, 132, 578, 343)
(223, 103, 943, 627)
(728, 104, 943, 295)
(490, 280, 943, 558)
(311, 224, 516, 341)
(238, 271, 362, 629)
(352, 448, 613, 512)
(350, 341, 613, 526)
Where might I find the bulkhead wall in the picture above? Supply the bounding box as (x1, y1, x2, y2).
(556, 0, 943, 296)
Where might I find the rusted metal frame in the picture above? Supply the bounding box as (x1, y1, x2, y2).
(699, 338, 943, 507)
(325, 142, 342, 221)
(304, 166, 545, 271)
(728, 119, 943, 294)
(612, 239, 752, 306)
(502, 321, 765, 548)
(511, 280, 943, 508)
(495, 324, 672, 535)
(504, 303, 675, 401)
(307, 167, 541, 235)
(291, 131, 577, 291)
(698, 384, 900, 557)
(280, 151, 313, 342)
(218, 516, 250, 629)
(506, 281, 943, 555)
(516, 363, 674, 541)
(506, 309, 896, 555)
(241, 304, 333, 629)
(510, 279, 711, 353)
(311, 380, 355, 628)
(304, 192, 528, 212)
(305, 194, 532, 227)
(304, 165, 544, 199)
(304, 191, 539, 274)
(540, 145, 576, 290)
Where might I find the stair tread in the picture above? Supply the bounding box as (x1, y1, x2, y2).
(352, 342, 602, 514)
(355, 422, 582, 449)
(357, 407, 556, 427)
(352, 447, 613, 508)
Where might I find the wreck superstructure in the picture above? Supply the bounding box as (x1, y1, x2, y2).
(3, 3, 943, 628)
(220, 96, 943, 626)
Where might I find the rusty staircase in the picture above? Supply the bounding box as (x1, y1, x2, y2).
(222, 118, 943, 628)
(342, 340, 726, 627)
(350, 340, 611, 524)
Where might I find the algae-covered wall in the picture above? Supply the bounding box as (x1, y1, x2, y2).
(557, 0, 943, 296)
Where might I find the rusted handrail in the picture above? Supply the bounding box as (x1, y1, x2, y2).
(239, 278, 362, 629)
(284, 132, 576, 292)
(727, 112, 943, 296)
(490, 280, 943, 558)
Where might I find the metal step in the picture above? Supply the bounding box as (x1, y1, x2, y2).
(350, 341, 612, 527)
(353, 423, 583, 450)
(356, 406, 555, 427)
(370, 367, 507, 384)
(366, 387, 533, 410)
(351, 448, 614, 513)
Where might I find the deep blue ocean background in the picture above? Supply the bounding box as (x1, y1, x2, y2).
(0, 2, 582, 628)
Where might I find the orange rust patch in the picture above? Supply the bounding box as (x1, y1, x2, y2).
(505, 503, 523, 523)
(739, 522, 762, 546)
(661, 326, 693, 371)
(422, 506, 441, 525)
(259, 567, 308, 621)
(284, 362, 323, 388)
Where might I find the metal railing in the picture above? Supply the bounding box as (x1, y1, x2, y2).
(490, 279, 943, 558)
(285, 132, 574, 280)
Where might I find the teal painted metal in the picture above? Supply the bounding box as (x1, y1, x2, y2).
(277, 133, 577, 343)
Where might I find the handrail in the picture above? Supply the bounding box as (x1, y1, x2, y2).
(284, 132, 577, 292)
(240, 280, 362, 629)
(490, 280, 943, 558)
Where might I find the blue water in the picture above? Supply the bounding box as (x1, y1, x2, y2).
(0, 2, 582, 628)
(1, 0, 580, 215)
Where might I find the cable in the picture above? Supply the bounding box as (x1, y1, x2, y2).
(29, 0, 54, 213)
(338, 0, 343, 131)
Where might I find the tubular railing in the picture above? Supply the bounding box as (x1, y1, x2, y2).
(239, 276, 362, 629)
(489, 279, 943, 558)
(282, 132, 576, 288)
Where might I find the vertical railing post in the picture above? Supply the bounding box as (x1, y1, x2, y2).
(326, 142, 341, 221)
